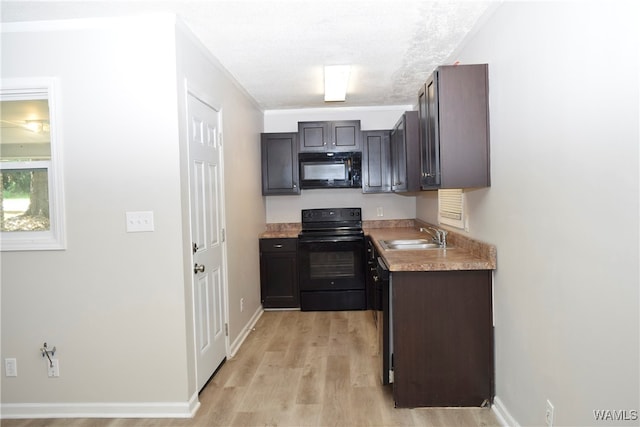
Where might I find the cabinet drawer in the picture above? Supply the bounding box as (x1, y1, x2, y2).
(260, 238, 297, 252)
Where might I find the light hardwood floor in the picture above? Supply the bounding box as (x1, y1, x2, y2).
(2, 310, 500, 427)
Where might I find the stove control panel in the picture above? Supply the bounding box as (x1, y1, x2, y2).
(301, 207, 361, 223)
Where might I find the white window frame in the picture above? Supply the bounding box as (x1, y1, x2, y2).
(438, 188, 465, 229)
(1, 77, 66, 251)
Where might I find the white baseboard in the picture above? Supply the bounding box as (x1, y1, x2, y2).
(492, 396, 520, 427)
(1, 393, 200, 419)
(228, 306, 263, 358)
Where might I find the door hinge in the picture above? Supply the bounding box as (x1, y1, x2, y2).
(222, 228, 226, 242)
(225, 323, 229, 336)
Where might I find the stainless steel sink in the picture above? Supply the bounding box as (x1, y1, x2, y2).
(379, 239, 453, 250)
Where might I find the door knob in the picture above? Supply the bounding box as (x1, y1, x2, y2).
(194, 263, 205, 274)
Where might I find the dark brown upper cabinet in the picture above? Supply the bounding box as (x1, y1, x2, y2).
(390, 111, 421, 192)
(298, 120, 362, 152)
(419, 64, 490, 190)
(362, 130, 392, 193)
(261, 132, 300, 195)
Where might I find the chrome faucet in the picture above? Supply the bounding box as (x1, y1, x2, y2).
(420, 226, 448, 247)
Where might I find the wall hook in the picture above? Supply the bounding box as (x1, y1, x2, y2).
(40, 342, 56, 367)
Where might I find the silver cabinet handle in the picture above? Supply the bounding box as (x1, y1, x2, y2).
(273, 244, 283, 248)
(194, 263, 205, 274)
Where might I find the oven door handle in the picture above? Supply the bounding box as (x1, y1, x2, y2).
(298, 236, 364, 243)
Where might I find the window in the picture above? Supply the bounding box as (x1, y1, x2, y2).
(1, 78, 66, 251)
(438, 188, 465, 229)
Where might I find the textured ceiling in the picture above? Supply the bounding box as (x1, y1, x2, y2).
(1, 0, 497, 110)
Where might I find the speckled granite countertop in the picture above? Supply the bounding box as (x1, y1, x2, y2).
(366, 221, 496, 272)
(259, 219, 496, 272)
(259, 223, 301, 239)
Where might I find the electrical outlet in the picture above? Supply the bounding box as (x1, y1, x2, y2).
(47, 359, 60, 377)
(376, 207, 384, 217)
(545, 399, 554, 427)
(5, 358, 17, 377)
(240, 298, 244, 312)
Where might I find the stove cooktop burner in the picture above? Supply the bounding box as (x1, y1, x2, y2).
(299, 207, 363, 241)
(298, 228, 364, 238)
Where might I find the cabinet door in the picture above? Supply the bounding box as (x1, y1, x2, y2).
(298, 121, 329, 152)
(391, 112, 421, 193)
(418, 83, 440, 190)
(261, 133, 300, 195)
(260, 239, 299, 308)
(298, 120, 361, 152)
(420, 75, 441, 189)
(362, 130, 391, 193)
(390, 119, 407, 192)
(331, 120, 361, 151)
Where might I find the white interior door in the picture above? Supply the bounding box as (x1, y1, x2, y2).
(187, 92, 227, 391)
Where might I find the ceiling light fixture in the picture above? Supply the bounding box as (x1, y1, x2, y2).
(324, 65, 351, 102)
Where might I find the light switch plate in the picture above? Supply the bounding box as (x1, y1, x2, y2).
(126, 211, 155, 232)
(5, 358, 17, 377)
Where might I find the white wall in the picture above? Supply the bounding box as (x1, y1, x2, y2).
(265, 189, 416, 223)
(1, 15, 190, 412)
(417, 3, 639, 426)
(0, 13, 265, 417)
(264, 106, 417, 222)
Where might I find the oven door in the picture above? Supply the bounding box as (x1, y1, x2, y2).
(298, 236, 366, 310)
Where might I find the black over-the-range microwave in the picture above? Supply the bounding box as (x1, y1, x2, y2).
(299, 151, 362, 189)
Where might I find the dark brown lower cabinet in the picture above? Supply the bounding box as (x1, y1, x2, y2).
(392, 270, 494, 407)
(259, 238, 299, 308)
